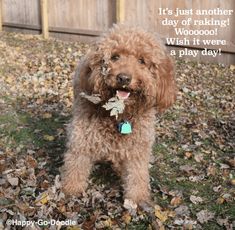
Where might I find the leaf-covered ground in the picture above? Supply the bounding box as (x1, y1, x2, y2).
(0, 32, 234, 230)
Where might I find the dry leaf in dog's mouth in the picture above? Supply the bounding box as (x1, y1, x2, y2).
(102, 96, 125, 119)
(80, 91, 126, 119)
(80, 92, 102, 104)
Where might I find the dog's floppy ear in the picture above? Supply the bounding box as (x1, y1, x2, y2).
(73, 47, 103, 99)
(73, 56, 92, 99)
(154, 53, 177, 113)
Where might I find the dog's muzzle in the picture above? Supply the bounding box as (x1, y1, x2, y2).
(116, 73, 132, 86)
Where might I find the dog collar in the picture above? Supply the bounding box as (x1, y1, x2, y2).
(117, 120, 132, 134)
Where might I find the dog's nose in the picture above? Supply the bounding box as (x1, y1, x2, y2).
(116, 73, 132, 86)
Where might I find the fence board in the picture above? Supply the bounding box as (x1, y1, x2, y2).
(3, 0, 40, 25)
(48, 0, 114, 31)
(0, 0, 2, 31)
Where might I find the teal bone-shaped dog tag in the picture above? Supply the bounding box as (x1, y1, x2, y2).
(118, 121, 132, 134)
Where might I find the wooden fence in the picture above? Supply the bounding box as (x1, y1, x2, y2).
(0, 0, 235, 64)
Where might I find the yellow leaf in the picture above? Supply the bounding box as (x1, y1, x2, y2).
(216, 197, 225, 204)
(230, 65, 235, 71)
(122, 212, 132, 224)
(42, 113, 52, 119)
(230, 179, 235, 185)
(6, 76, 13, 84)
(35, 192, 49, 205)
(103, 218, 112, 227)
(43, 135, 55, 141)
(154, 205, 168, 223)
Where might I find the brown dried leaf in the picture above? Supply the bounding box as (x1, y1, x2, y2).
(7, 175, 19, 186)
(196, 210, 215, 224)
(184, 152, 193, 159)
(80, 92, 102, 104)
(42, 112, 52, 119)
(122, 211, 132, 224)
(26, 155, 38, 168)
(170, 196, 182, 206)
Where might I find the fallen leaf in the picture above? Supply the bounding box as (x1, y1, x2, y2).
(196, 210, 215, 224)
(123, 199, 137, 215)
(174, 218, 197, 228)
(43, 134, 55, 141)
(182, 87, 190, 93)
(35, 192, 49, 206)
(194, 153, 203, 163)
(154, 205, 174, 223)
(229, 64, 235, 71)
(207, 165, 217, 176)
(230, 179, 235, 185)
(7, 176, 19, 186)
(216, 217, 229, 227)
(26, 155, 38, 168)
(226, 158, 235, 167)
(220, 163, 230, 169)
(216, 197, 225, 204)
(42, 112, 52, 119)
(189, 174, 205, 182)
(170, 196, 182, 206)
(0, 198, 15, 207)
(174, 205, 190, 216)
(213, 185, 222, 192)
(122, 211, 132, 224)
(190, 195, 203, 204)
(222, 193, 232, 202)
(184, 152, 193, 159)
(82, 215, 96, 230)
(80, 92, 102, 104)
(179, 165, 195, 174)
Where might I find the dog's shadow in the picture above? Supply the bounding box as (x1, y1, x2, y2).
(91, 161, 121, 187)
(22, 109, 121, 188)
(20, 110, 69, 176)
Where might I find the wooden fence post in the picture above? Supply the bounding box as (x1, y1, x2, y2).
(116, 0, 125, 23)
(40, 0, 49, 39)
(0, 0, 3, 31)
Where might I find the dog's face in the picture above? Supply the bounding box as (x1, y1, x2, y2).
(77, 26, 176, 112)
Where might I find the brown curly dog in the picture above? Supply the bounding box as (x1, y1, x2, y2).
(61, 25, 177, 207)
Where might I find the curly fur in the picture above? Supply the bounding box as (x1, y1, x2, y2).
(61, 25, 177, 205)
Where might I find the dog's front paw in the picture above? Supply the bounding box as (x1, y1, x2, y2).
(61, 179, 87, 196)
(138, 200, 154, 213)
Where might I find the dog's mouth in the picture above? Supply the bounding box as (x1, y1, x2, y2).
(106, 85, 144, 103)
(107, 87, 132, 100)
(116, 90, 130, 100)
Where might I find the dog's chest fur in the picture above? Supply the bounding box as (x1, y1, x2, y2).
(69, 105, 156, 163)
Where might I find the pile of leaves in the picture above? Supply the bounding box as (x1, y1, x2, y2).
(0, 32, 234, 229)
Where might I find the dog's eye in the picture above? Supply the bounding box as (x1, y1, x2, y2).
(111, 54, 120, 62)
(138, 58, 145, 65)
